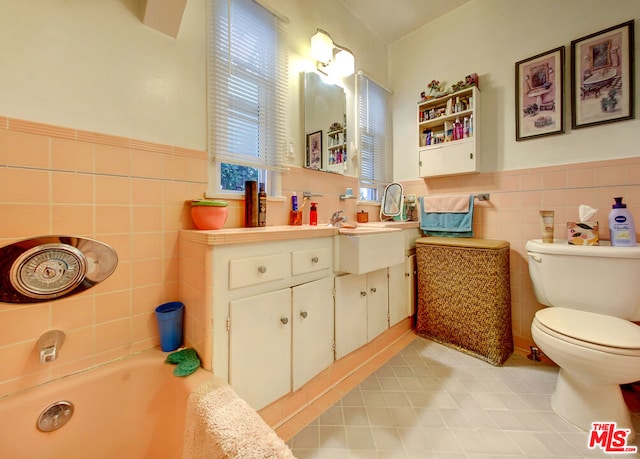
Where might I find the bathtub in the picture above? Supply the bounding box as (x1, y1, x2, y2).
(0, 348, 211, 459)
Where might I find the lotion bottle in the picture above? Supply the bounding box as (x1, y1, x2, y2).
(309, 202, 318, 226)
(609, 197, 636, 246)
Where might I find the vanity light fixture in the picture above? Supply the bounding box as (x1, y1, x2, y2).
(310, 29, 355, 78)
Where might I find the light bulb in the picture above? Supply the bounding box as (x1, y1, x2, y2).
(334, 49, 355, 77)
(311, 31, 333, 64)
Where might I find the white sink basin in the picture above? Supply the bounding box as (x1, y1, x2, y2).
(337, 227, 404, 274)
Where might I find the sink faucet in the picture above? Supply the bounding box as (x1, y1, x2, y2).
(330, 210, 347, 227)
(37, 330, 65, 364)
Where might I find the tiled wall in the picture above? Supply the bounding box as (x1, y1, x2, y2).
(2, 115, 639, 399)
(0, 117, 208, 398)
(401, 159, 640, 351)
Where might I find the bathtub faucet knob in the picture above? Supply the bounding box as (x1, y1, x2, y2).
(37, 330, 65, 364)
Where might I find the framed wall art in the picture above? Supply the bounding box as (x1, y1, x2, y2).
(571, 20, 635, 129)
(306, 130, 322, 170)
(516, 46, 565, 141)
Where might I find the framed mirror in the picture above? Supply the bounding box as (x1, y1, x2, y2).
(380, 182, 405, 221)
(303, 71, 347, 175)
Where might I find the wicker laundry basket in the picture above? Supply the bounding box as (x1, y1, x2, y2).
(416, 237, 513, 365)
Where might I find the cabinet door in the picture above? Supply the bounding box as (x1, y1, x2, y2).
(388, 255, 417, 326)
(292, 277, 335, 390)
(367, 268, 389, 341)
(229, 288, 291, 410)
(334, 273, 367, 359)
(419, 138, 476, 177)
(388, 261, 409, 326)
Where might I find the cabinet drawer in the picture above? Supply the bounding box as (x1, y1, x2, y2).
(291, 246, 332, 275)
(229, 253, 289, 290)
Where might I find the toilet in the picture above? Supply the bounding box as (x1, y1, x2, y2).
(527, 239, 640, 439)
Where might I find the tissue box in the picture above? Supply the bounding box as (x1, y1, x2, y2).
(567, 222, 599, 245)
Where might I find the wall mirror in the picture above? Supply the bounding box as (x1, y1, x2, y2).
(303, 71, 348, 175)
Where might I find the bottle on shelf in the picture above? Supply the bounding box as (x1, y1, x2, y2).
(454, 118, 463, 140)
(309, 202, 318, 226)
(258, 183, 267, 227)
(463, 117, 470, 138)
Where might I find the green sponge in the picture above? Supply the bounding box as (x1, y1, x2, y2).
(165, 348, 200, 377)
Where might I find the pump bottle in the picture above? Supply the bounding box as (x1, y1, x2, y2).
(609, 197, 636, 247)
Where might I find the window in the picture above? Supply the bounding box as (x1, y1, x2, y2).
(207, 0, 288, 195)
(357, 72, 392, 201)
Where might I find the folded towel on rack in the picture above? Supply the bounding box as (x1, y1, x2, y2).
(419, 194, 474, 237)
(421, 194, 470, 213)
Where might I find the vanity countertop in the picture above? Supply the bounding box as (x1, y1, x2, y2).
(180, 225, 338, 246)
(180, 221, 419, 246)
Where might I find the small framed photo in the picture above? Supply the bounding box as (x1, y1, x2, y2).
(306, 130, 322, 170)
(571, 20, 635, 129)
(515, 46, 565, 141)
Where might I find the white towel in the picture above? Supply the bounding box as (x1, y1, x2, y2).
(183, 378, 295, 459)
(421, 194, 470, 213)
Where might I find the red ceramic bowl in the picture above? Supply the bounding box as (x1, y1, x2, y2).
(190, 200, 228, 230)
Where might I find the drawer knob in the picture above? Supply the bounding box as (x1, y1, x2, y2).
(311, 256, 319, 263)
(300, 311, 308, 318)
(370, 287, 377, 293)
(280, 317, 289, 325)
(257, 265, 267, 274)
(360, 291, 367, 297)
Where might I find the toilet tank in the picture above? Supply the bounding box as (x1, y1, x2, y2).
(526, 239, 640, 321)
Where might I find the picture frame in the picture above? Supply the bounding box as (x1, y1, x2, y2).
(306, 130, 322, 170)
(571, 20, 635, 129)
(515, 46, 565, 141)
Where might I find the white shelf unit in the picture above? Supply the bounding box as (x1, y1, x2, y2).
(417, 86, 479, 178)
(326, 127, 347, 174)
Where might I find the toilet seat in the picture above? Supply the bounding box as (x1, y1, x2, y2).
(534, 307, 640, 356)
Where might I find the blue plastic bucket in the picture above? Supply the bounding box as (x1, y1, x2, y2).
(155, 301, 184, 352)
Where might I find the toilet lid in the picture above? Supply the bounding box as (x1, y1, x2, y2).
(535, 308, 640, 350)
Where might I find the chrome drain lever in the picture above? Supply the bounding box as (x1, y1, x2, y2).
(37, 401, 74, 432)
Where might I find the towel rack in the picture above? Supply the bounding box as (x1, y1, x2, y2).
(475, 193, 490, 201)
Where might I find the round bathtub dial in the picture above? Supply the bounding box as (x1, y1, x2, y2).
(10, 243, 88, 299)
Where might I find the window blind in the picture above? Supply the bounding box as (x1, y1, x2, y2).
(208, 0, 288, 171)
(357, 72, 392, 200)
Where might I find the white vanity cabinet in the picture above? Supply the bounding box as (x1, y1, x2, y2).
(180, 224, 418, 413)
(213, 236, 334, 410)
(334, 268, 389, 359)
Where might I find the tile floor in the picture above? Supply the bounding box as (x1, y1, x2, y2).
(288, 335, 640, 458)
